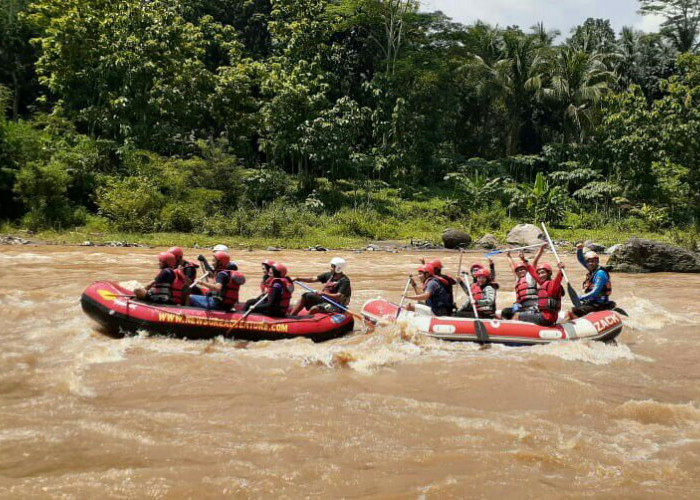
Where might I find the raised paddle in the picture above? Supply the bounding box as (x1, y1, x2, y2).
(226, 293, 268, 335)
(484, 243, 546, 258)
(463, 272, 489, 343)
(395, 274, 413, 320)
(540, 222, 582, 308)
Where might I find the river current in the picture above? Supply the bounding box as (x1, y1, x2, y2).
(1, 245, 699, 497)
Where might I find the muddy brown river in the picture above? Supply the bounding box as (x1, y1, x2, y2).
(1, 245, 699, 498)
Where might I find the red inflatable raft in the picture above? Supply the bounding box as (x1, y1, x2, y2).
(362, 299, 623, 345)
(81, 281, 354, 342)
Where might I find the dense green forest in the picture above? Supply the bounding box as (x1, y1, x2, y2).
(2, 0, 700, 247)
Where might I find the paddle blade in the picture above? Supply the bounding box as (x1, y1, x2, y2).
(567, 283, 582, 308)
(613, 307, 629, 317)
(484, 250, 500, 258)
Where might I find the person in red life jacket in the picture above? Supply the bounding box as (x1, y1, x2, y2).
(511, 258, 566, 326)
(499, 248, 543, 320)
(134, 252, 177, 304)
(289, 257, 352, 315)
(562, 245, 616, 320)
(247, 262, 294, 317)
(167, 246, 201, 298)
(468, 259, 497, 283)
(455, 268, 498, 318)
(405, 263, 455, 316)
(189, 251, 246, 311)
(243, 260, 277, 311)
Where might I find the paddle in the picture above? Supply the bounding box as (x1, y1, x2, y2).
(197, 255, 214, 274)
(293, 280, 377, 325)
(484, 243, 546, 258)
(540, 222, 582, 308)
(189, 271, 210, 289)
(613, 307, 629, 317)
(395, 275, 413, 320)
(226, 294, 268, 335)
(463, 273, 489, 343)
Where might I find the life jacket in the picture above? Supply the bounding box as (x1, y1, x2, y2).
(217, 270, 246, 308)
(170, 269, 188, 305)
(180, 260, 199, 281)
(583, 267, 612, 300)
(425, 276, 454, 314)
(471, 283, 496, 314)
(537, 279, 564, 312)
(322, 273, 350, 305)
(149, 268, 174, 302)
(515, 274, 538, 307)
(266, 277, 294, 311)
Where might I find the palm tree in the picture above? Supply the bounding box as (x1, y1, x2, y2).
(535, 47, 618, 143)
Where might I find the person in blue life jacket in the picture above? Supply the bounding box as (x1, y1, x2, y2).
(404, 263, 455, 316)
(189, 251, 246, 311)
(565, 243, 616, 319)
(134, 252, 178, 304)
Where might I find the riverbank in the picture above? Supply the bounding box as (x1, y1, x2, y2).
(2, 222, 696, 252)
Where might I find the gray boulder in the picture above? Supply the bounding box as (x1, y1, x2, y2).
(442, 229, 472, 249)
(605, 244, 621, 255)
(476, 234, 499, 250)
(506, 224, 545, 247)
(584, 240, 605, 253)
(607, 238, 700, 273)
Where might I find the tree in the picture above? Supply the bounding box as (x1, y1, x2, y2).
(639, 0, 700, 53)
(536, 47, 617, 143)
(568, 18, 617, 54)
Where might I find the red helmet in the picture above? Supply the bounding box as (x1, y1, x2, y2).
(158, 252, 176, 268)
(537, 263, 553, 274)
(428, 259, 443, 271)
(261, 259, 275, 268)
(423, 263, 437, 276)
(168, 246, 183, 260)
(470, 263, 484, 273)
(271, 262, 288, 278)
(514, 262, 527, 272)
(474, 268, 491, 280)
(417, 265, 429, 275)
(213, 251, 230, 268)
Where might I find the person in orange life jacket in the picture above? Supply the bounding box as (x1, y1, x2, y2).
(455, 268, 498, 318)
(511, 257, 566, 326)
(566, 244, 616, 319)
(247, 262, 294, 317)
(189, 251, 245, 310)
(499, 248, 542, 320)
(134, 252, 177, 304)
(405, 263, 455, 316)
(289, 257, 351, 315)
(243, 260, 276, 311)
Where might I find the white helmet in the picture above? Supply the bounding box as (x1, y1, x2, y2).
(330, 257, 346, 273)
(213, 244, 229, 252)
(584, 251, 599, 261)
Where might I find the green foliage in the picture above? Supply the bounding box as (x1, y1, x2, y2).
(96, 176, 165, 232)
(507, 172, 569, 224)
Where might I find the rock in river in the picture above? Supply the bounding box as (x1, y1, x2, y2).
(442, 229, 471, 249)
(607, 238, 700, 273)
(506, 224, 544, 247)
(476, 234, 499, 250)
